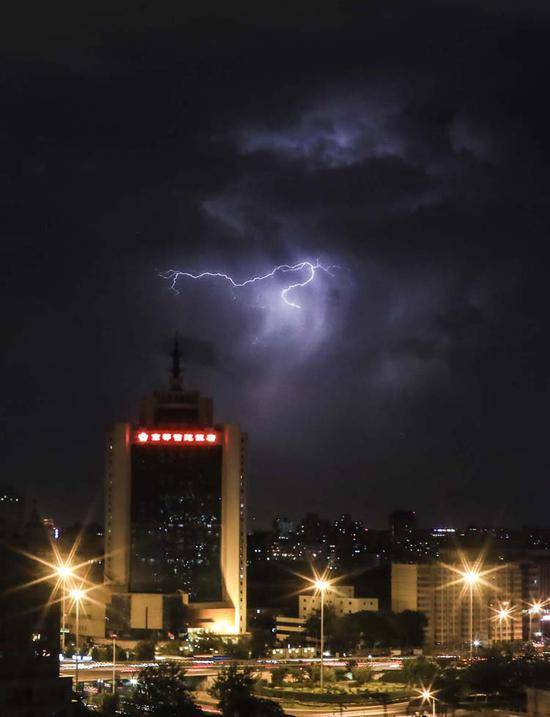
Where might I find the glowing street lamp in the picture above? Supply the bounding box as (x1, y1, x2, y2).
(55, 564, 74, 652)
(70, 587, 86, 690)
(461, 569, 481, 658)
(496, 604, 513, 642)
(528, 600, 544, 641)
(311, 574, 333, 693)
(417, 686, 438, 717)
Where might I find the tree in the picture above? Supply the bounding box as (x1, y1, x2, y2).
(226, 638, 252, 659)
(122, 662, 201, 717)
(352, 666, 373, 684)
(308, 665, 336, 684)
(99, 693, 119, 716)
(249, 625, 277, 658)
(305, 606, 340, 651)
(434, 667, 466, 715)
(133, 639, 156, 660)
(210, 664, 284, 717)
(396, 610, 428, 646)
(270, 666, 289, 686)
(401, 656, 440, 686)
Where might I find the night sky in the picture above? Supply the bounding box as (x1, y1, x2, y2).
(3, 1, 549, 529)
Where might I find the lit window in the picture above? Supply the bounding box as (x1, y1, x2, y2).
(138, 432, 149, 443)
(162, 433, 172, 441)
(151, 433, 161, 441)
(184, 433, 194, 442)
(195, 433, 205, 442)
(173, 433, 183, 442)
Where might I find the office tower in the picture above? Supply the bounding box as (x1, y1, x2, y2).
(104, 340, 246, 636)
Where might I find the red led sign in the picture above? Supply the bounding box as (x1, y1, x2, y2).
(134, 430, 218, 445)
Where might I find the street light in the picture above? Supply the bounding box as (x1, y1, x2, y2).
(528, 601, 544, 641)
(55, 564, 74, 653)
(312, 576, 332, 693)
(70, 588, 85, 691)
(496, 604, 513, 642)
(417, 686, 438, 717)
(460, 569, 481, 658)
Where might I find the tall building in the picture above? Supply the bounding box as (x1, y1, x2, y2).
(392, 561, 523, 647)
(103, 340, 247, 636)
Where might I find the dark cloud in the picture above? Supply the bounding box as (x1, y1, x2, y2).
(1, 0, 549, 528)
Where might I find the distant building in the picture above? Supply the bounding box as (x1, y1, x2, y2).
(389, 510, 417, 540)
(275, 615, 307, 642)
(391, 561, 523, 647)
(299, 585, 378, 619)
(0, 486, 26, 538)
(0, 542, 72, 717)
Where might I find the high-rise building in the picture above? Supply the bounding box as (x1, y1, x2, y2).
(102, 340, 247, 636)
(392, 561, 523, 647)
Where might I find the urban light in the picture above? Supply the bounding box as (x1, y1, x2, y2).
(56, 565, 73, 579)
(443, 552, 503, 658)
(69, 587, 86, 690)
(494, 603, 514, 642)
(460, 567, 481, 658)
(306, 571, 335, 694)
(417, 686, 437, 717)
(528, 600, 545, 640)
(55, 563, 75, 652)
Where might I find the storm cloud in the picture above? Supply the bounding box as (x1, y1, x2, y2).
(1, 0, 549, 527)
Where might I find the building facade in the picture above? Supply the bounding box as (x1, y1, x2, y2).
(100, 342, 246, 636)
(299, 585, 378, 619)
(392, 561, 523, 648)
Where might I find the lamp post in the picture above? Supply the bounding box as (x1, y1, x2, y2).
(314, 578, 330, 693)
(462, 570, 481, 658)
(528, 602, 543, 641)
(496, 604, 511, 642)
(56, 564, 74, 653)
(419, 687, 437, 717)
(70, 588, 85, 691)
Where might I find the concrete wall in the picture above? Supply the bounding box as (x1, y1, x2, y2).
(220, 424, 246, 633)
(391, 564, 418, 612)
(130, 593, 163, 630)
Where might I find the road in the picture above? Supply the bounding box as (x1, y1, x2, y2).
(194, 690, 409, 717)
(62, 658, 410, 717)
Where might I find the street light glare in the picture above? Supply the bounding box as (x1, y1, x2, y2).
(315, 579, 330, 592)
(70, 588, 84, 601)
(56, 565, 73, 579)
(463, 570, 480, 585)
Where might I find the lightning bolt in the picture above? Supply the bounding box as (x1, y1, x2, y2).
(160, 259, 340, 309)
